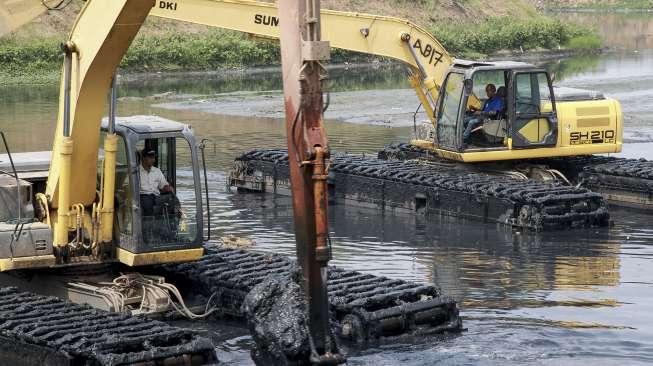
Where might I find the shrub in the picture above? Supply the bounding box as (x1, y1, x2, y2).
(433, 16, 602, 57)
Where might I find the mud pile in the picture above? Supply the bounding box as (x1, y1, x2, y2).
(243, 270, 313, 365)
(0, 287, 216, 365)
(161, 247, 461, 343)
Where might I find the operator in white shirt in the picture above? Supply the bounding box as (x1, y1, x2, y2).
(139, 149, 173, 217)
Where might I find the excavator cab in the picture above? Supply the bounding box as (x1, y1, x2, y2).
(100, 117, 204, 262)
(436, 61, 558, 153)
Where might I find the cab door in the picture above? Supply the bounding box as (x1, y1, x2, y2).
(509, 71, 558, 148)
(435, 72, 465, 150)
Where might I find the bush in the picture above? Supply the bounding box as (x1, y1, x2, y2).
(121, 31, 281, 70)
(0, 16, 602, 85)
(433, 16, 602, 57)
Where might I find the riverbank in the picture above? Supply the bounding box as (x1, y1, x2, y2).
(542, 0, 653, 12)
(0, 12, 602, 86)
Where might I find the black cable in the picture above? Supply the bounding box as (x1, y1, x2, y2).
(42, 0, 73, 11)
(413, 103, 423, 137)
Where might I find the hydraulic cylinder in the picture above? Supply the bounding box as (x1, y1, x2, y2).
(100, 134, 117, 243)
(54, 137, 73, 247)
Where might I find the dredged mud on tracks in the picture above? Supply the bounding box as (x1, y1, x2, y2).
(0, 287, 217, 365)
(159, 247, 461, 345)
(380, 142, 653, 211)
(229, 148, 610, 231)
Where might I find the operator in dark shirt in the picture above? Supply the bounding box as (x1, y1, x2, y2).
(463, 83, 505, 144)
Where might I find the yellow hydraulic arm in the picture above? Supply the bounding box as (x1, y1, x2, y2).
(46, 0, 153, 248)
(150, 0, 453, 123)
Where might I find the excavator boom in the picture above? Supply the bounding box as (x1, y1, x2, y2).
(150, 0, 451, 113)
(46, 0, 153, 208)
(1, 0, 452, 123)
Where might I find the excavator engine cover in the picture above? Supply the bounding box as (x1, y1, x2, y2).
(0, 222, 53, 259)
(0, 175, 33, 221)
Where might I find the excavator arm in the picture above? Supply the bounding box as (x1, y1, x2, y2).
(1, 0, 453, 123)
(149, 0, 452, 122)
(46, 0, 154, 246)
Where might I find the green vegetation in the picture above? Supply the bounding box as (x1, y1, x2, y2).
(0, 37, 62, 85)
(121, 31, 279, 70)
(434, 16, 602, 57)
(0, 15, 602, 86)
(0, 30, 372, 86)
(550, 0, 653, 11)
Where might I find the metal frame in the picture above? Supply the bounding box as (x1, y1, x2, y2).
(103, 122, 203, 253)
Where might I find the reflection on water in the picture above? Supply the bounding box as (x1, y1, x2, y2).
(2, 11, 653, 365)
(119, 63, 409, 97)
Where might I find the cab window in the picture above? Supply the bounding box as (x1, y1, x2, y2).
(515, 72, 552, 115)
(472, 70, 507, 102)
(136, 137, 198, 246)
(436, 72, 464, 148)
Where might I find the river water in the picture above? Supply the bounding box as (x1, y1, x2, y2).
(2, 11, 653, 366)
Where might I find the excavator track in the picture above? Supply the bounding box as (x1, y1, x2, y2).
(229, 149, 609, 230)
(0, 287, 216, 366)
(161, 247, 462, 342)
(575, 156, 653, 210)
(379, 142, 653, 211)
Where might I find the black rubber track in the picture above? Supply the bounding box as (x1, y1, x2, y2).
(161, 247, 462, 342)
(379, 142, 653, 208)
(231, 148, 609, 230)
(0, 287, 216, 366)
(578, 156, 653, 195)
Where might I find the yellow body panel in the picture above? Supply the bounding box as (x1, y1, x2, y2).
(0, 255, 56, 272)
(413, 142, 622, 163)
(556, 98, 623, 150)
(519, 118, 551, 143)
(116, 247, 204, 266)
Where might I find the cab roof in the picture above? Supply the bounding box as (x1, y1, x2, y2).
(101, 115, 188, 134)
(452, 59, 536, 69)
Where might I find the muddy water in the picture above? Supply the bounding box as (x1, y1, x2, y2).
(2, 12, 653, 366)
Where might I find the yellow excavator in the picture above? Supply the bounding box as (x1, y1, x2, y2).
(149, 0, 621, 163)
(0, 0, 632, 272)
(3, 0, 622, 164)
(0, 0, 633, 273)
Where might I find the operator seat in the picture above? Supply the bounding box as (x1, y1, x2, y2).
(481, 86, 508, 145)
(496, 86, 507, 119)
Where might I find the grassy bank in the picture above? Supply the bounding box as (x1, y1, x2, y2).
(0, 16, 602, 86)
(544, 0, 653, 11)
(435, 16, 602, 58)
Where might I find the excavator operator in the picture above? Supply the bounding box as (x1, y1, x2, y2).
(463, 83, 505, 145)
(140, 149, 173, 205)
(139, 149, 179, 243)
